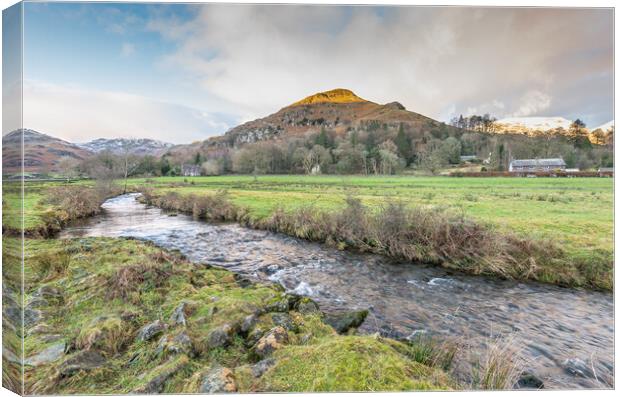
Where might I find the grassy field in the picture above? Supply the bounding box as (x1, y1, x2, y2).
(6, 175, 613, 255)
(128, 175, 613, 255)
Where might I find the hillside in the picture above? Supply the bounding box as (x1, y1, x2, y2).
(2, 129, 92, 174)
(206, 88, 453, 148)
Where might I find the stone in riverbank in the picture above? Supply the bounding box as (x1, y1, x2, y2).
(207, 324, 236, 349)
(137, 320, 166, 342)
(25, 342, 65, 366)
(199, 367, 237, 393)
(59, 350, 107, 377)
(323, 310, 369, 334)
(253, 326, 289, 358)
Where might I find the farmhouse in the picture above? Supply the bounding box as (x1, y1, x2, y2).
(460, 155, 478, 162)
(508, 158, 566, 172)
(181, 164, 201, 176)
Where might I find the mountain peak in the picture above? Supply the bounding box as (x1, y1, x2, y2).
(290, 88, 368, 106)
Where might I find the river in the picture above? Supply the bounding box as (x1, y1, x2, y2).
(59, 193, 614, 389)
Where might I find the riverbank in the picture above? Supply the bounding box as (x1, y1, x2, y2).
(6, 187, 612, 391)
(137, 187, 612, 291)
(6, 179, 613, 290)
(16, 237, 459, 393)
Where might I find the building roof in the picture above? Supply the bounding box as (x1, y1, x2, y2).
(510, 158, 566, 167)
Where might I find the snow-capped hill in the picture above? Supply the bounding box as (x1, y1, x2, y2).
(591, 120, 614, 132)
(78, 138, 174, 156)
(495, 117, 573, 133)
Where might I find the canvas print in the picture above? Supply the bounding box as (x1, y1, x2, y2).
(1, 1, 614, 394)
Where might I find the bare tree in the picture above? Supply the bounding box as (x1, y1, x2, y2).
(57, 156, 80, 184)
(120, 144, 141, 193)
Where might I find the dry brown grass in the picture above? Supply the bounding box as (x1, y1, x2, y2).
(106, 262, 172, 302)
(138, 189, 610, 289)
(470, 337, 523, 390)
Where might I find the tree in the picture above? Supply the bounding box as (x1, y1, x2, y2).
(315, 127, 334, 148)
(591, 129, 606, 146)
(394, 124, 412, 163)
(119, 144, 141, 193)
(568, 119, 591, 149)
(57, 156, 80, 183)
(440, 137, 461, 164)
(417, 149, 444, 175)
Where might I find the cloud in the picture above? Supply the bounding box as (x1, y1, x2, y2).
(148, 5, 612, 126)
(511, 91, 552, 117)
(22, 80, 231, 143)
(121, 42, 135, 57)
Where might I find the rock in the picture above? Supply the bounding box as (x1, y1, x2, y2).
(24, 308, 43, 327)
(134, 356, 189, 394)
(199, 367, 237, 393)
(253, 326, 288, 358)
(323, 310, 368, 334)
(25, 342, 65, 366)
(285, 293, 303, 309)
(136, 320, 166, 342)
(296, 298, 320, 314)
(265, 296, 289, 313)
(60, 350, 106, 377)
(234, 274, 253, 288)
(3, 306, 21, 330)
(169, 302, 189, 326)
(245, 327, 266, 348)
(2, 347, 20, 364)
(251, 358, 275, 378)
(240, 314, 258, 334)
(206, 324, 235, 349)
(515, 371, 544, 389)
(156, 332, 195, 357)
(271, 313, 297, 332)
(563, 358, 593, 378)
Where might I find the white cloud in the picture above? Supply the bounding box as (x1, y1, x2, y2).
(22, 80, 230, 143)
(511, 90, 552, 117)
(121, 42, 135, 57)
(148, 6, 612, 124)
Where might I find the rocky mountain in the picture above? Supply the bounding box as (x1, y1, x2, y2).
(494, 117, 574, 134)
(206, 88, 451, 148)
(2, 129, 92, 174)
(591, 120, 614, 132)
(78, 138, 173, 156)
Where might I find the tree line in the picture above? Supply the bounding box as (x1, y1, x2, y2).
(61, 116, 613, 181)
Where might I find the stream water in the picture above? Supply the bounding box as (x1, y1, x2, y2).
(59, 193, 614, 389)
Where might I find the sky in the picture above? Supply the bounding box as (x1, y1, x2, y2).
(2, 2, 614, 143)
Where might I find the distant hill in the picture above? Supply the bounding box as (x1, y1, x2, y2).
(205, 88, 456, 148)
(78, 138, 173, 156)
(2, 129, 92, 174)
(591, 120, 614, 132)
(494, 117, 574, 134)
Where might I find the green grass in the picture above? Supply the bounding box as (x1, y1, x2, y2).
(127, 175, 613, 255)
(6, 175, 613, 267)
(19, 238, 453, 394)
(259, 335, 453, 391)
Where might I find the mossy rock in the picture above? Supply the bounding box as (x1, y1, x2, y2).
(258, 335, 452, 392)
